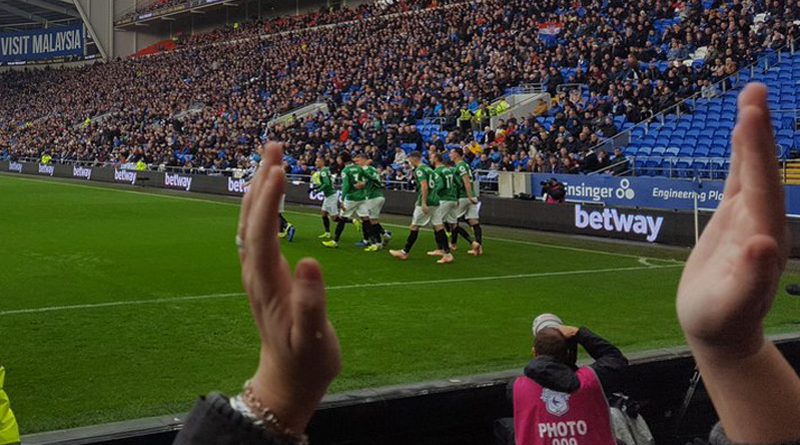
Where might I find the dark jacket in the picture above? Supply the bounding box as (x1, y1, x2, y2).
(521, 327, 628, 396)
(173, 393, 298, 445)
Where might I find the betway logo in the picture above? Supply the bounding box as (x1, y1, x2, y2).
(114, 169, 137, 185)
(164, 173, 193, 191)
(38, 164, 54, 176)
(72, 166, 92, 180)
(227, 177, 250, 194)
(8, 162, 22, 173)
(575, 204, 663, 242)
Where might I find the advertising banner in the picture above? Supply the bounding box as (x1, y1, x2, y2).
(530, 173, 800, 216)
(530, 173, 730, 212)
(0, 25, 85, 64)
(2, 161, 799, 254)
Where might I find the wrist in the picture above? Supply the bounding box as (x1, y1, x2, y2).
(685, 329, 766, 364)
(250, 368, 322, 434)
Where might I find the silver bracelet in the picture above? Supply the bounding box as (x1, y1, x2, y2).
(230, 380, 310, 445)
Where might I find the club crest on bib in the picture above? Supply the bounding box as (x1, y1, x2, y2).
(541, 388, 570, 416)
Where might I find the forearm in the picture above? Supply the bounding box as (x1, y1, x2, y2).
(691, 339, 800, 444)
(578, 327, 626, 362)
(462, 177, 474, 198)
(578, 327, 628, 391)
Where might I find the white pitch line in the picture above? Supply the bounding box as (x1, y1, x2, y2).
(0, 264, 680, 317)
(0, 174, 685, 263)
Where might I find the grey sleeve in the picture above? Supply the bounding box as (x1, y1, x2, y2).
(709, 423, 800, 445)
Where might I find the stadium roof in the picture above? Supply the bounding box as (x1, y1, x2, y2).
(0, 0, 81, 32)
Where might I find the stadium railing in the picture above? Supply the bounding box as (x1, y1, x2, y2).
(586, 37, 800, 159)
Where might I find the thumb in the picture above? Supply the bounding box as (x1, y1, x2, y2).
(733, 234, 781, 323)
(290, 258, 328, 351)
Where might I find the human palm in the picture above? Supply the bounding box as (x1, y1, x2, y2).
(237, 142, 341, 433)
(677, 84, 787, 358)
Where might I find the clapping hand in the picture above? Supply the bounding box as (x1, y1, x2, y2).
(237, 142, 341, 434)
(677, 83, 787, 359)
(676, 84, 800, 443)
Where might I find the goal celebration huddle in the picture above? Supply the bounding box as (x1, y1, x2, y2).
(305, 147, 485, 263)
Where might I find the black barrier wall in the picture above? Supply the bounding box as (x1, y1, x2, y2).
(3, 161, 800, 255)
(22, 338, 800, 445)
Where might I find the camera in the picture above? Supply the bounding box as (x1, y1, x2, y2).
(541, 178, 566, 203)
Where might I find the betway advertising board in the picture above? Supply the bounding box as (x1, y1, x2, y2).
(531, 173, 730, 212)
(3, 161, 800, 254)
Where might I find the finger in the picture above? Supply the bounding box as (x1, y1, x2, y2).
(263, 142, 284, 168)
(239, 155, 272, 265)
(729, 234, 781, 322)
(734, 86, 785, 233)
(290, 258, 329, 352)
(237, 182, 255, 263)
(247, 164, 290, 298)
(727, 84, 770, 197)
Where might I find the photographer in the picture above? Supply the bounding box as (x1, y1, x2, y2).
(541, 178, 566, 204)
(512, 314, 628, 445)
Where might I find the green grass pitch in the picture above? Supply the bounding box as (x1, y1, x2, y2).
(1, 173, 799, 434)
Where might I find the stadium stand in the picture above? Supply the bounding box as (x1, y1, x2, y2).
(0, 0, 798, 181)
(622, 49, 800, 180)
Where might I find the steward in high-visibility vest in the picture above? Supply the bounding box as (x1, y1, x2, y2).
(496, 99, 510, 115)
(458, 108, 472, 132)
(0, 367, 20, 445)
(473, 107, 484, 122)
(135, 160, 147, 172)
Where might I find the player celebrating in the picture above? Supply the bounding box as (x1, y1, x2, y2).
(389, 151, 453, 264)
(322, 152, 369, 248)
(312, 157, 339, 239)
(359, 156, 391, 251)
(449, 147, 482, 255)
(428, 153, 459, 257)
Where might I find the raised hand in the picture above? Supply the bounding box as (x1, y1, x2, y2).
(677, 83, 787, 358)
(237, 142, 341, 434)
(676, 84, 800, 443)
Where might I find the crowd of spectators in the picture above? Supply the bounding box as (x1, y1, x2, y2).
(1, 0, 798, 181)
(117, 0, 188, 22)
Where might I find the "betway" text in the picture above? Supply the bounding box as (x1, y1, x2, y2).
(164, 173, 193, 191)
(574, 204, 663, 242)
(72, 165, 91, 180)
(38, 164, 54, 176)
(227, 177, 250, 194)
(114, 169, 137, 185)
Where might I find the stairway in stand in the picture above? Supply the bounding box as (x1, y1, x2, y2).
(784, 160, 800, 185)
